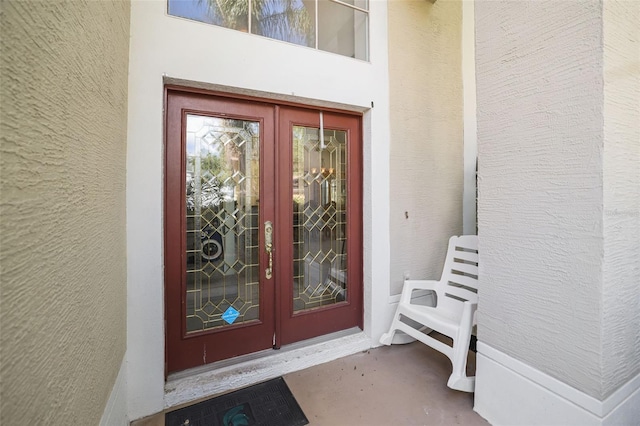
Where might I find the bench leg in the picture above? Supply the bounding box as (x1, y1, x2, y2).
(379, 309, 402, 345)
(447, 325, 475, 392)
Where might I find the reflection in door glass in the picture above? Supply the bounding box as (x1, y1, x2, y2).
(292, 126, 347, 312)
(185, 114, 260, 333)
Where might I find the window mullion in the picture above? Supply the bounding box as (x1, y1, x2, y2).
(315, 0, 319, 50)
(328, 0, 369, 14)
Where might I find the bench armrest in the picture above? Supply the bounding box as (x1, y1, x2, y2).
(400, 279, 439, 304)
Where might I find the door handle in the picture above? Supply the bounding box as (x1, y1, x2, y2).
(265, 221, 273, 280)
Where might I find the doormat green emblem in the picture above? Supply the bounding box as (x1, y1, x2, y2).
(222, 404, 255, 426)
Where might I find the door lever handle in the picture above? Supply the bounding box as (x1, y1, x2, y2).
(265, 221, 273, 280)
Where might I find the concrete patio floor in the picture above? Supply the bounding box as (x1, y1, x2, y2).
(286, 338, 488, 425)
(133, 333, 488, 425)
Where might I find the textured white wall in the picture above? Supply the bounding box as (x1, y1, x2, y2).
(602, 0, 640, 398)
(0, 1, 130, 424)
(476, 0, 606, 398)
(388, 0, 463, 295)
(127, 0, 391, 420)
(463, 0, 478, 236)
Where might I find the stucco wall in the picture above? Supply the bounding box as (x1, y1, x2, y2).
(462, 0, 478, 236)
(475, 0, 606, 398)
(602, 0, 640, 397)
(388, 0, 463, 295)
(0, 1, 130, 424)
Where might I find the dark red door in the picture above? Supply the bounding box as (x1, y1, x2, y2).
(165, 89, 362, 374)
(275, 106, 363, 346)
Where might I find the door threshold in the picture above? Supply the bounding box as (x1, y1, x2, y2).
(165, 328, 370, 409)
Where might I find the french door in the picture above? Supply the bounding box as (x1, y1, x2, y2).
(165, 89, 362, 374)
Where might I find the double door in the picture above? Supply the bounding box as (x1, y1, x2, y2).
(165, 89, 362, 374)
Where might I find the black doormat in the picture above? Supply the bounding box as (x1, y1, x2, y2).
(166, 377, 309, 426)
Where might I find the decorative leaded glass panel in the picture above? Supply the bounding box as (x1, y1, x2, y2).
(185, 114, 260, 333)
(292, 126, 347, 312)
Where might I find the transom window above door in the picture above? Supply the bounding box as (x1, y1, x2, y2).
(167, 0, 369, 60)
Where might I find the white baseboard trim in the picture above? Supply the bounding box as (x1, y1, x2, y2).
(474, 342, 640, 426)
(164, 331, 372, 409)
(603, 384, 640, 426)
(100, 355, 128, 426)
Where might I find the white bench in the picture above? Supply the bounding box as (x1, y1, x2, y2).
(380, 235, 479, 392)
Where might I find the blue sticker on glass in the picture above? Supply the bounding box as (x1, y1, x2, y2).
(222, 306, 240, 324)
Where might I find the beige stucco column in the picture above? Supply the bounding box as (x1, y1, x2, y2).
(473, 0, 639, 424)
(0, 1, 130, 424)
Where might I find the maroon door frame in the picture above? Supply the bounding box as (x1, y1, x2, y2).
(165, 87, 363, 375)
